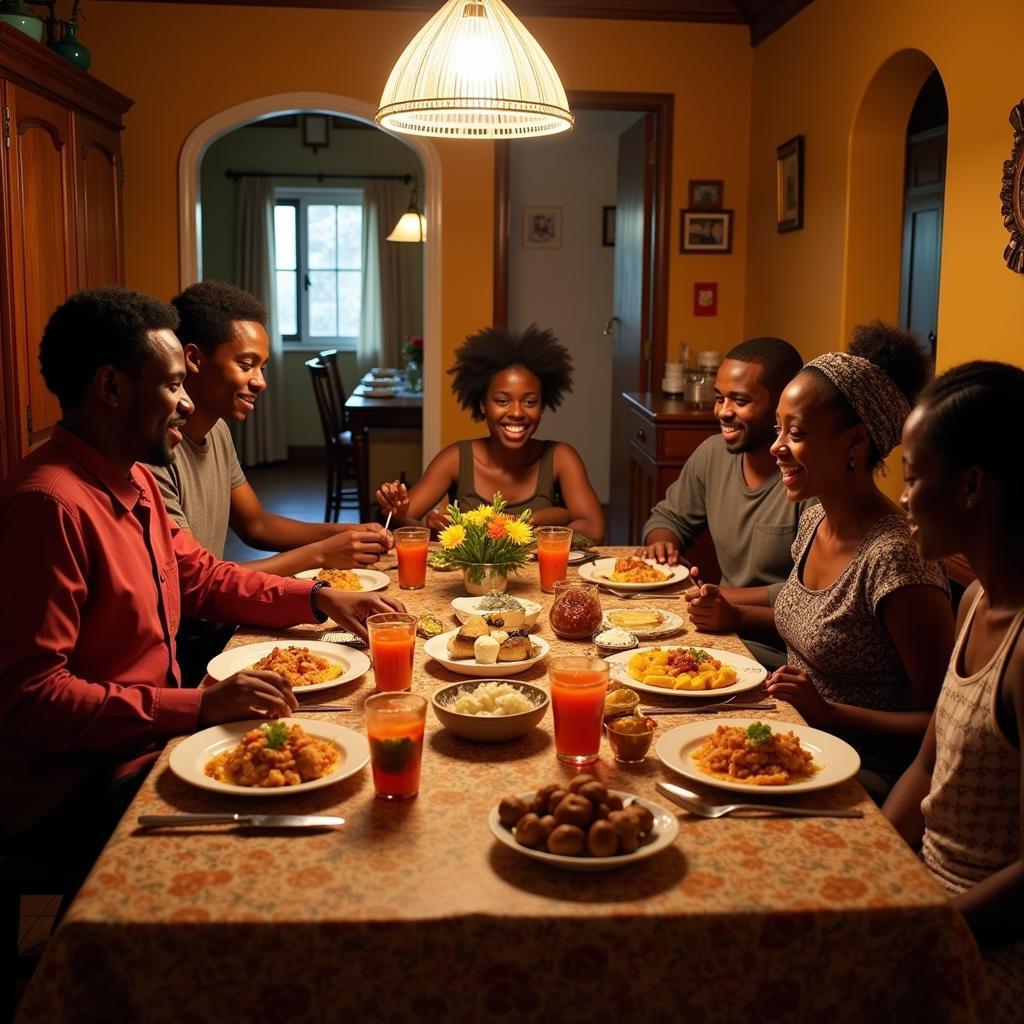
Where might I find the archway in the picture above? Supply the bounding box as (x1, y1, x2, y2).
(843, 50, 941, 348)
(177, 91, 442, 464)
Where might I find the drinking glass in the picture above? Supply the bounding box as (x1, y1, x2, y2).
(548, 656, 609, 766)
(365, 691, 427, 800)
(368, 612, 416, 691)
(394, 526, 430, 590)
(535, 525, 573, 593)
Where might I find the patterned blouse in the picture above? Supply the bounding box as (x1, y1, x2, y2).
(774, 505, 949, 779)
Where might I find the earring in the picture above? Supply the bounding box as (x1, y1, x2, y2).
(966, 495, 976, 510)
(847, 456, 856, 471)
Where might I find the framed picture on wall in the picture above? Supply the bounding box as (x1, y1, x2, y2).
(602, 206, 616, 246)
(688, 180, 724, 209)
(776, 135, 804, 232)
(680, 209, 733, 253)
(523, 206, 562, 248)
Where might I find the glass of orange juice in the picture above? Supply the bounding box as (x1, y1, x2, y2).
(367, 612, 416, 691)
(394, 526, 430, 590)
(548, 656, 609, 765)
(535, 526, 573, 593)
(365, 691, 427, 800)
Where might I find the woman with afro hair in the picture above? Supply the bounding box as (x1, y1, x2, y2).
(376, 325, 604, 541)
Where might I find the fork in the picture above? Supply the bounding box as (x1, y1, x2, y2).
(655, 781, 863, 818)
(295, 704, 352, 713)
(599, 585, 683, 601)
(639, 701, 776, 716)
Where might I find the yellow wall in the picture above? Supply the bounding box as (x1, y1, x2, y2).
(744, 0, 1024, 373)
(77, 4, 753, 446)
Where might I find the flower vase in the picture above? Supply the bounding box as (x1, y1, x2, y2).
(48, 21, 91, 71)
(405, 362, 422, 392)
(462, 564, 509, 596)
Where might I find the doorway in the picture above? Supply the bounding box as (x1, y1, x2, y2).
(494, 91, 673, 541)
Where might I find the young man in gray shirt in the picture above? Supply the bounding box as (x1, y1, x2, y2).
(639, 337, 809, 667)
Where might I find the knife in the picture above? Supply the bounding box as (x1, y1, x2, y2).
(138, 813, 345, 830)
(639, 702, 777, 716)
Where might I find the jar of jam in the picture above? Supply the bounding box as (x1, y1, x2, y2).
(548, 580, 603, 639)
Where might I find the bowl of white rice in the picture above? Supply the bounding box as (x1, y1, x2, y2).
(431, 680, 549, 742)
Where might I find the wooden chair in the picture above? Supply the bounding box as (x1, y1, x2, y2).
(305, 357, 359, 522)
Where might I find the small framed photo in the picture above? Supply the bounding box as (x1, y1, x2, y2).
(776, 135, 804, 232)
(523, 206, 562, 249)
(302, 114, 329, 152)
(680, 209, 733, 254)
(602, 205, 616, 246)
(688, 179, 724, 210)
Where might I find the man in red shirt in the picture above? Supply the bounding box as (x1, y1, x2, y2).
(0, 288, 401, 870)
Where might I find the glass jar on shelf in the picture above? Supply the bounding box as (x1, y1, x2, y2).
(685, 350, 720, 410)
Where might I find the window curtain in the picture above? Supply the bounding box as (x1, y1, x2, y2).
(359, 180, 415, 373)
(233, 177, 288, 465)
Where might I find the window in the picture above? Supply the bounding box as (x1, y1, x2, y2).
(274, 189, 363, 348)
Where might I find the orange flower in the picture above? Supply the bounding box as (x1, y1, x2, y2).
(487, 517, 507, 539)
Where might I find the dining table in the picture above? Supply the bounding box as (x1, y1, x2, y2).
(16, 549, 990, 1023)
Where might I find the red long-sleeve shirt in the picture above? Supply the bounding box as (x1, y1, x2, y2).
(0, 425, 317, 834)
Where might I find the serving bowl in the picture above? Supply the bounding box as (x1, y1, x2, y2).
(431, 680, 549, 742)
(450, 595, 543, 629)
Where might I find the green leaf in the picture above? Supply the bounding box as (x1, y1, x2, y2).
(746, 721, 772, 746)
(371, 736, 416, 774)
(260, 721, 289, 749)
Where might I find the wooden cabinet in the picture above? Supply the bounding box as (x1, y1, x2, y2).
(0, 25, 131, 473)
(622, 392, 721, 579)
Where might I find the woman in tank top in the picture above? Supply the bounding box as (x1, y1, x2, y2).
(376, 326, 604, 542)
(884, 362, 1024, 1019)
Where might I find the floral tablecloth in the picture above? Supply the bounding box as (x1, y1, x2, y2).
(17, 552, 989, 1023)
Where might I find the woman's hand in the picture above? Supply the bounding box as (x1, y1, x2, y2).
(319, 525, 390, 567)
(683, 566, 738, 633)
(198, 670, 297, 725)
(375, 481, 409, 518)
(765, 665, 836, 726)
(425, 507, 451, 533)
(315, 589, 406, 639)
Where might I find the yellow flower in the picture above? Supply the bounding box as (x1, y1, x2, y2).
(439, 524, 466, 549)
(505, 520, 533, 545)
(463, 507, 490, 527)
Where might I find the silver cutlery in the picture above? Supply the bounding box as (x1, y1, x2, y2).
(639, 702, 776, 716)
(138, 813, 346, 830)
(295, 704, 352, 712)
(655, 781, 863, 819)
(598, 585, 684, 601)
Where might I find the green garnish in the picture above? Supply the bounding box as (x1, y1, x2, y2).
(260, 721, 289, 749)
(746, 721, 772, 746)
(688, 647, 710, 663)
(371, 736, 416, 773)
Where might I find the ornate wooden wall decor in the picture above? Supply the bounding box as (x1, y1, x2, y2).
(1001, 98, 1024, 273)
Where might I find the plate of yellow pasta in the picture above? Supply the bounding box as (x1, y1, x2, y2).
(602, 645, 766, 698)
(578, 557, 689, 591)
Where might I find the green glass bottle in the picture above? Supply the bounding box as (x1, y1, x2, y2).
(48, 20, 91, 71)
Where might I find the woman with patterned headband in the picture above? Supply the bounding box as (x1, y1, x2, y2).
(688, 321, 955, 799)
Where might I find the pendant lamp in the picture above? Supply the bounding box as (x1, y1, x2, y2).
(375, 0, 573, 140)
(387, 178, 427, 242)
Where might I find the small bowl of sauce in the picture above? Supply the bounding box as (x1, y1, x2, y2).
(605, 714, 657, 764)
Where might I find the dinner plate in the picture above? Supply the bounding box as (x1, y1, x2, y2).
(601, 607, 685, 640)
(362, 376, 402, 386)
(295, 568, 390, 593)
(578, 557, 689, 591)
(207, 640, 371, 694)
(357, 388, 398, 399)
(602, 645, 766, 698)
(424, 630, 550, 677)
(169, 718, 369, 796)
(530, 549, 591, 565)
(656, 718, 861, 794)
(370, 366, 401, 376)
(450, 595, 543, 629)
(488, 790, 679, 872)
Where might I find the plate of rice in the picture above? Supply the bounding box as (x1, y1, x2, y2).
(206, 640, 370, 694)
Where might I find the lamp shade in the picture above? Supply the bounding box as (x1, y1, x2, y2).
(375, 0, 573, 139)
(387, 210, 427, 243)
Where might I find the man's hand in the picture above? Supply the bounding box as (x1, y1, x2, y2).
(637, 531, 682, 565)
(319, 525, 391, 567)
(198, 670, 297, 726)
(316, 589, 406, 638)
(375, 481, 409, 518)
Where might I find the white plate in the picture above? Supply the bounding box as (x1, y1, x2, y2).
(656, 718, 861, 794)
(602, 645, 766, 699)
(450, 595, 543, 629)
(169, 718, 370, 796)
(357, 388, 398, 399)
(601, 607, 685, 639)
(363, 375, 402, 385)
(488, 790, 679, 871)
(424, 630, 550, 677)
(530, 549, 591, 565)
(207, 640, 371, 694)
(578, 557, 689, 591)
(370, 366, 401, 375)
(295, 568, 390, 593)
